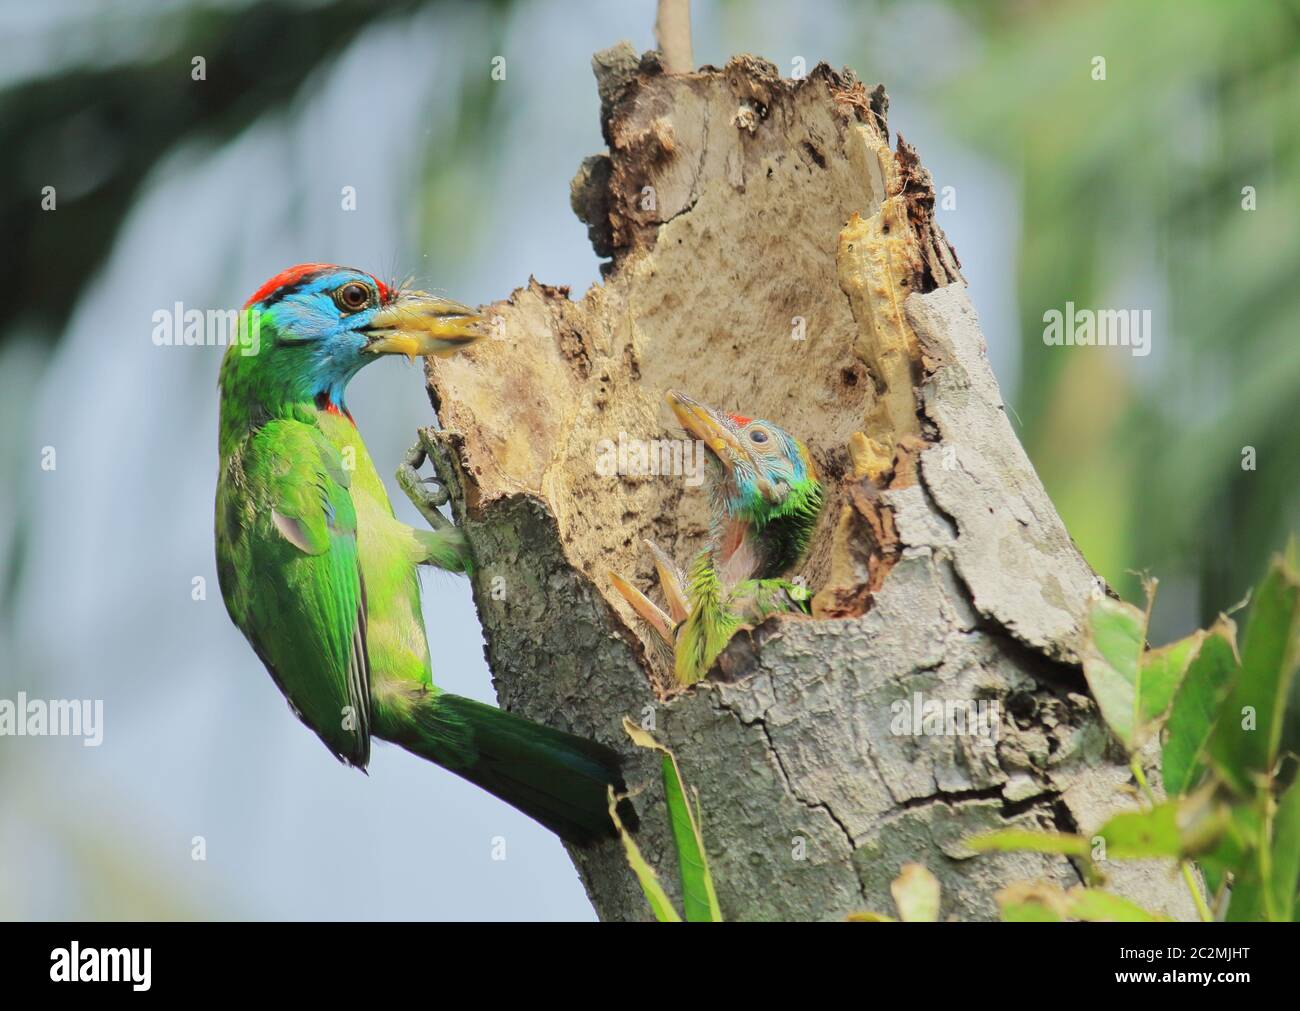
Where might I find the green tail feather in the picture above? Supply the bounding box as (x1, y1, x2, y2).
(395, 693, 634, 846)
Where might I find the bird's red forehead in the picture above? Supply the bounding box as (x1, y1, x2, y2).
(244, 263, 390, 308)
(727, 413, 752, 427)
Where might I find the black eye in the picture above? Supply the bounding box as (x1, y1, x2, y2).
(749, 429, 769, 443)
(334, 282, 371, 312)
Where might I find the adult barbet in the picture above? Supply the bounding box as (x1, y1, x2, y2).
(215, 263, 627, 844)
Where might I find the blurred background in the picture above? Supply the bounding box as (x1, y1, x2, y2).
(1, 0, 1295, 919)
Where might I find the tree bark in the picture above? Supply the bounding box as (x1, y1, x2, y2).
(419, 48, 1197, 921)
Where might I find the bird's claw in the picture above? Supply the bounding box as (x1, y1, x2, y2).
(398, 436, 452, 531)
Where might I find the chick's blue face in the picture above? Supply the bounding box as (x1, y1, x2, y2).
(665, 390, 817, 524)
(666, 390, 824, 579)
(721, 416, 817, 522)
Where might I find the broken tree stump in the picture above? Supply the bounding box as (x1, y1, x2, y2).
(420, 47, 1196, 922)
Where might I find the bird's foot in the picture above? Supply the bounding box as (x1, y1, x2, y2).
(398, 434, 452, 531)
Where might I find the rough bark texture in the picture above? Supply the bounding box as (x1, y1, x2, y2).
(420, 48, 1196, 921)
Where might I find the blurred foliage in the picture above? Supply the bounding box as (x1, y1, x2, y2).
(0, 0, 513, 347)
(943, 0, 1300, 624)
(0, 0, 511, 616)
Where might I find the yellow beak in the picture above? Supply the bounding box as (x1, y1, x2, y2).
(666, 390, 746, 462)
(668, 389, 784, 502)
(362, 290, 485, 359)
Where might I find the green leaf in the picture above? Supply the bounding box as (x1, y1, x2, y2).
(1267, 777, 1300, 922)
(891, 863, 941, 922)
(996, 882, 1170, 922)
(1163, 623, 1238, 796)
(966, 829, 1102, 885)
(1081, 597, 1146, 750)
(623, 719, 722, 922)
(1082, 593, 1201, 752)
(1198, 803, 1263, 899)
(1065, 888, 1172, 922)
(1098, 794, 1228, 860)
(660, 754, 720, 922)
(966, 829, 1090, 858)
(845, 910, 897, 922)
(1225, 876, 1264, 923)
(1210, 555, 1300, 794)
(1002, 904, 1063, 922)
(1142, 634, 1206, 726)
(607, 787, 681, 922)
(1098, 804, 1183, 858)
(997, 883, 1065, 922)
(993, 883, 1170, 920)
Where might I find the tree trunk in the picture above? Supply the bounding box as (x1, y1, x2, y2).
(420, 47, 1197, 922)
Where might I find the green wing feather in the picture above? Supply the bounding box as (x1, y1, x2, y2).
(216, 419, 371, 767)
(674, 554, 812, 686)
(675, 551, 742, 686)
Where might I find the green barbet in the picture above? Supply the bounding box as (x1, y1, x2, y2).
(216, 263, 627, 844)
(611, 391, 823, 685)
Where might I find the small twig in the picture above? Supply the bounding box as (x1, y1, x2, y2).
(655, 0, 693, 74)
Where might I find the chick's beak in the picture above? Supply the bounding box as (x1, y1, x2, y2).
(362, 290, 485, 359)
(666, 390, 746, 469)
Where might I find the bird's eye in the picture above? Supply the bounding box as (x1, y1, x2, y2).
(749, 429, 769, 444)
(334, 282, 372, 312)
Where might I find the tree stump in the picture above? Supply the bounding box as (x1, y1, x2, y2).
(420, 47, 1196, 922)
